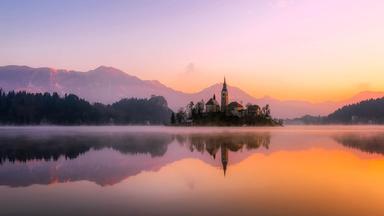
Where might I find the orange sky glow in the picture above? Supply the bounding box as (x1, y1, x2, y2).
(1, 0, 384, 102)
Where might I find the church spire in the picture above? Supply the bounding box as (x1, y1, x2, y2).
(221, 76, 228, 112)
(221, 145, 228, 176)
(222, 77, 227, 91)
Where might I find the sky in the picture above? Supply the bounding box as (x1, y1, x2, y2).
(1, 0, 384, 102)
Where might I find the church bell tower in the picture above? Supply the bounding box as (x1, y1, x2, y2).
(221, 77, 228, 112)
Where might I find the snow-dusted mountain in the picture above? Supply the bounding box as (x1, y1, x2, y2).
(0, 65, 188, 108)
(0, 65, 382, 118)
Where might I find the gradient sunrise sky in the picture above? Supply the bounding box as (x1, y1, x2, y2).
(1, 0, 383, 102)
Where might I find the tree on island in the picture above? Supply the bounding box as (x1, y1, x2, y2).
(170, 112, 176, 124)
(175, 108, 187, 124)
(171, 99, 282, 126)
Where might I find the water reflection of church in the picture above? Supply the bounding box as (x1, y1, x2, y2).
(179, 133, 271, 176)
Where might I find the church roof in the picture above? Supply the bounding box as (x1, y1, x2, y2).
(206, 98, 219, 106)
(228, 101, 243, 109)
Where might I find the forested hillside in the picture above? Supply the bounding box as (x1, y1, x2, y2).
(327, 97, 384, 124)
(288, 97, 384, 124)
(0, 90, 172, 125)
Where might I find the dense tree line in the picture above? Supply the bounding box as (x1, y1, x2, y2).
(0, 90, 172, 125)
(327, 97, 384, 124)
(288, 97, 384, 124)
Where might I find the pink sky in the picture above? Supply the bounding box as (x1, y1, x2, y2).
(1, 0, 384, 102)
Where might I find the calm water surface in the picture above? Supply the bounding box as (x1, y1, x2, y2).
(0, 126, 384, 216)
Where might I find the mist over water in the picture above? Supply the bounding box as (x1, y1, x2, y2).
(0, 126, 384, 216)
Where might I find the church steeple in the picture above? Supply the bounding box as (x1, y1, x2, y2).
(223, 77, 227, 91)
(221, 144, 228, 176)
(221, 77, 228, 112)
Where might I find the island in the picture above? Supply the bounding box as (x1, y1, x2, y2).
(170, 78, 282, 126)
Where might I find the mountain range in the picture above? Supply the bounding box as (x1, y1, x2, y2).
(0, 65, 382, 119)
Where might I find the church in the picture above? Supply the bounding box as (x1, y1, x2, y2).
(205, 78, 245, 116)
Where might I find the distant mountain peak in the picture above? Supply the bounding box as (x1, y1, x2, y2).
(327, 90, 384, 108)
(88, 66, 142, 81)
(95, 65, 115, 70)
(348, 90, 384, 101)
(91, 65, 124, 74)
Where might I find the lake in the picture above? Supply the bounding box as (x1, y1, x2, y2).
(0, 126, 384, 216)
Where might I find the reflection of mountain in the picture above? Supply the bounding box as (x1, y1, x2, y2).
(0, 131, 270, 187)
(334, 134, 384, 155)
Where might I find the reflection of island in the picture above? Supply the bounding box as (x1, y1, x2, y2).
(0, 131, 270, 187)
(178, 133, 270, 175)
(334, 133, 384, 155)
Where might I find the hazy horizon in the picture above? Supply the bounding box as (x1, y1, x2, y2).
(2, 64, 383, 106)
